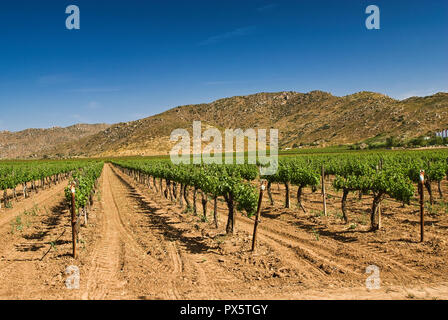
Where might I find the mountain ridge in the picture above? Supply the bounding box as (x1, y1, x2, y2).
(0, 123, 110, 159)
(1, 91, 448, 159)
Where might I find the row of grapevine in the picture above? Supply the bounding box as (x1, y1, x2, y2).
(64, 161, 104, 258)
(64, 162, 104, 210)
(0, 160, 88, 208)
(109, 149, 447, 233)
(112, 160, 259, 234)
(274, 150, 448, 230)
(261, 158, 320, 211)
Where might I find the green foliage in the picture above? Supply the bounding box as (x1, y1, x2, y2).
(0, 160, 86, 190)
(110, 148, 448, 222)
(64, 162, 104, 209)
(23, 205, 38, 216)
(112, 160, 260, 217)
(311, 228, 320, 241)
(234, 182, 258, 216)
(262, 158, 320, 191)
(10, 215, 23, 233)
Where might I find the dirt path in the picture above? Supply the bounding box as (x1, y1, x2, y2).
(0, 182, 71, 299)
(92, 164, 249, 299)
(80, 167, 126, 299)
(0, 179, 68, 228)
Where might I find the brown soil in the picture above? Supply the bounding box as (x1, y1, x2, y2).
(1, 164, 447, 300)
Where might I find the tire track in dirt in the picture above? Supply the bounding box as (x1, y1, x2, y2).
(200, 191, 423, 286)
(109, 165, 206, 299)
(83, 164, 184, 299)
(263, 205, 426, 279)
(81, 166, 127, 300)
(203, 200, 350, 282)
(205, 181, 425, 283)
(232, 215, 337, 281)
(235, 213, 422, 283)
(260, 184, 445, 281)
(0, 191, 71, 298)
(114, 167, 338, 291)
(166, 243, 184, 299)
(110, 165, 243, 299)
(0, 180, 68, 228)
(111, 164, 448, 299)
(233, 213, 427, 285)
(82, 164, 181, 299)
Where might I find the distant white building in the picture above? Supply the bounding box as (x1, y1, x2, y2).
(435, 129, 448, 138)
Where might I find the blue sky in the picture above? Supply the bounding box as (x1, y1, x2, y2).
(0, 0, 447, 131)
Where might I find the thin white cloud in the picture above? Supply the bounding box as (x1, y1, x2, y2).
(203, 80, 246, 86)
(257, 3, 277, 11)
(87, 101, 101, 109)
(199, 26, 256, 46)
(394, 88, 448, 100)
(130, 112, 148, 119)
(71, 114, 89, 123)
(37, 74, 73, 85)
(67, 87, 121, 93)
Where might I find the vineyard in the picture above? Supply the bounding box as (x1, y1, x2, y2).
(112, 149, 448, 237)
(0, 149, 448, 299)
(0, 160, 92, 208)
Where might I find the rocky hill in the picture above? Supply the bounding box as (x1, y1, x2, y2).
(3, 91, 448, 159)
(0, 123, 110, 159)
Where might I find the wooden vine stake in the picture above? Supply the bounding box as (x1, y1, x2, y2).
(377, 160, 383, 230)
(419, 170, 425, 243)
(321, 165, 327, 216)
(70, 182, 77, 259)
(252, 180, 267, 252)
